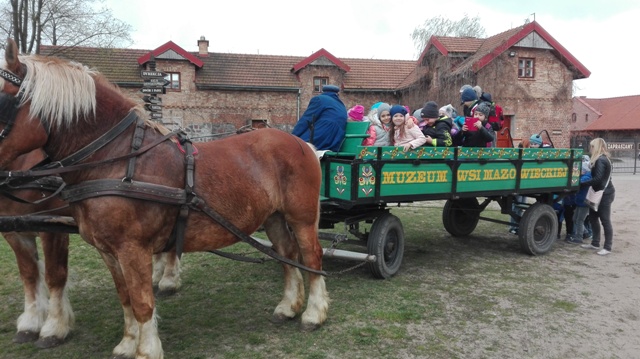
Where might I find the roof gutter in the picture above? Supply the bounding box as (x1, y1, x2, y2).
(196, 84, 300, 92)
(341, 89, 397, 93)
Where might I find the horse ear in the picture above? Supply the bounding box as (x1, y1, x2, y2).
(5, 38, 20, 71)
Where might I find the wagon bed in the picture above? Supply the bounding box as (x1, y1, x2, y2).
(317, 138, 582, 278)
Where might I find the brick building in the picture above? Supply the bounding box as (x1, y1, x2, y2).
(39, 21, 588, 146)
(571, 95, 640, 163)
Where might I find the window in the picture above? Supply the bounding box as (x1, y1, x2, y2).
(585, 114, 588, 122)
(571, 113, 577, 122)
(313, 77, 328, 92)
(164, 72, 180, 91)
(518, 58, 535, 78)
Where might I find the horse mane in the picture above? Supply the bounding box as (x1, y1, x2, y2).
(17, 55, 98, 128)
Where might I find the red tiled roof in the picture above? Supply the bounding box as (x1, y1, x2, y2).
(422, 36, 484, 58)
(39, 45, 149, 84)
(40, 44, 416, 91)
(581, 95, 640, 131)
(196, 53, 303, 88)
(38, 21, 587, 94)
(341, 58, 417, 90)
(419, 21, 590, 80)
(137, 41, 203, 68)
(291, 48, 350, 73)
(197, 50, 414, 91)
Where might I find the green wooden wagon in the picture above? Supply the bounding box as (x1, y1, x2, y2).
(318, 121, 583, 278)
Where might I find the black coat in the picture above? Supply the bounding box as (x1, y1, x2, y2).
(421, 116, 454, 147)
(461, 121, 494, 147)
(582, 156, 615, 194)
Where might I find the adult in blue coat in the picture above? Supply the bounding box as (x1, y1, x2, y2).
(292, 85, 347, 151)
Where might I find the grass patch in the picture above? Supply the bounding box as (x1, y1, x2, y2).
(0, 204, 590, 358)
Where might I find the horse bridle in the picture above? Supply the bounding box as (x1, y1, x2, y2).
(0, 67, 52, 140)
(0, 68, 25, 140)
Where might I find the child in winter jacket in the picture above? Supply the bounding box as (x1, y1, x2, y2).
(566, 156, 593, 244)
(389, 105, 426, 151)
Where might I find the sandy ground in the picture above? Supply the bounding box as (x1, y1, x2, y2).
(555, 173, 640, 358)
(399, 173, 640, 359)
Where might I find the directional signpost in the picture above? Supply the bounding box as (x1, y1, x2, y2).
(140, 55, 169, 122)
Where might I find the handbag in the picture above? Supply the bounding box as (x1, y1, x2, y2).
(585, 173, 611, 212)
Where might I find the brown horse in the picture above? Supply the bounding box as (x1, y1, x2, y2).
(0, 150, 73, 348)
(1, 149, 182, 349)
(0, 39, 328, 359)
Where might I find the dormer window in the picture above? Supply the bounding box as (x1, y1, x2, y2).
(313, 77, 328, 92)
(518, 58, 535, 78)
(164, 72, 181, 91)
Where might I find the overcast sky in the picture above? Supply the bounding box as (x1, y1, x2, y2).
(104, 0, 639, 99)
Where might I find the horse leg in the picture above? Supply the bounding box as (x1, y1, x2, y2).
(36, 232, 74, 349)
(98, 252, 139, 359)
(102, 247, 163, 359)
(287, 217, 329, 331)
(151, 253, 165, 289)
(152, 251, 181, 297)
(3, 232, 47, 343)
(263, 214, 305, 323)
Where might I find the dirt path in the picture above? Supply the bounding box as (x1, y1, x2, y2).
(554, 173, 640, 358)
(516, 174, 640, 359)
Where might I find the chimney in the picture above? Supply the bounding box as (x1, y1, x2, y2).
(197, 36, 209, 57)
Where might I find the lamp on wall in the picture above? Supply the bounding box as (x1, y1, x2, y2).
(508, 51, 517, 57)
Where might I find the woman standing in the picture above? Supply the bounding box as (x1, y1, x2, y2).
(581, 138, 616, 255)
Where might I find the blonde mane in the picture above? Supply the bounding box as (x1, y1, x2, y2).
(17, 55, 97, 128)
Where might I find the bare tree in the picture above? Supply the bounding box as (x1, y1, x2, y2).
(0, 0, 132, 54)
(411, 14, 486, 57)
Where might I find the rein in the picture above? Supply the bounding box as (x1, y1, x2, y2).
(0, 64, 326, 275)
(0, 107, 326, 276)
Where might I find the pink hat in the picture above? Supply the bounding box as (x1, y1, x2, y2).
(348, 105, 365, 121)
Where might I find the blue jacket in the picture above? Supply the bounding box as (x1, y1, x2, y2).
(575, 172, 592, 207)
(292, 91, 347, 151)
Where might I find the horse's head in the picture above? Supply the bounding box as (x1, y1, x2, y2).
(0, 39, 101, 169)
(0, 39, 49, 168)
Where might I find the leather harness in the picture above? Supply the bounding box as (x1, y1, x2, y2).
(0, 70, 326, 276)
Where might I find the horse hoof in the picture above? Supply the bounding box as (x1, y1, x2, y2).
(13, 330, 39, 343)
(270, 313, 294, 325)
(35, 335, 65, 349)
(300, 322, 321, 332)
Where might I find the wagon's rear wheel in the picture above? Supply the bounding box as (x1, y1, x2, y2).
(518, 203, 558, 255)
(442, 198, 480, 237)
(367, 213, 404, 279)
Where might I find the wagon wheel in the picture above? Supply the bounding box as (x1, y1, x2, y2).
(442, 198, 480, 237)
(518, 203, 558, 255)
(366, 213, 405, 279)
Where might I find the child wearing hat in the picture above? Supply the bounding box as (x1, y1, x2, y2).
(529, 134, 543, 148)
(389, 104, 426, 151)
(347, 105, 365, 122)
(363, 103, 392, 146)
(460, 86, 479, 117)
(460, 102, 494, 147)
(566, 156, 593, 244)
(421, 101, 454, 147)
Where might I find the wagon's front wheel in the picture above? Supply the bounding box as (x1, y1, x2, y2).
(442, 198, 480, 237)
(518, 203, 558, 255)
(367, 213, 404, 279)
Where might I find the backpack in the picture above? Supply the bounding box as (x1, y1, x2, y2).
(485, 102, 503, 131)
(479, 92, 504, 131)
